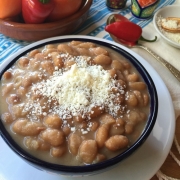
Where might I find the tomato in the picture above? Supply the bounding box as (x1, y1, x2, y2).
(0, 0, 22, 19)
(47, 0, 83, 22)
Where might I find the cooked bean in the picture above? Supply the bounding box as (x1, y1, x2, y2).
(120, 60, 131, 69)
(50, 145, 66, 157)
(111, 87, 119, 93)
(116, 70, 126, 81)
(22, 76, 32, 88)
(77, 121, 88, 129)
(76, 48, 91, 56)
(90, 47, 108, 56)
(18, 57, 29, 68)
(105, 135, 129, 151)
(86, 106, 104, 119)
(62, 125, 71, 136)
(89, 121, 99, 131)
(46, 44, 56, 49)
(116, 79, 126, 88)
(73, 115, 85, 123)
(10, 104, 28, 118)
(40, 129, 65, 147)
(126, 92, 138, 107)
(3, 71, 12, 80)
(16, 86, 27, 97)
(24, 137, 50, 151)
(95, 124, 109, 148)
(123, 69, 130, 76)
(43, 48, 57, 56)
(114, 94, 125, 105)
(116, 118, 125, 127)
(1, 112, 13, 124)
(34, 53, 46, 61)
(77, 42, 96, 49)
(64, 60, 76, 69)
(41, 61, 54, 75)
(68, 133, 82, 155)
(31, 72, 43, 82)
(143, 93, 149, 106)
(109, 124, 124, 136)
(57, 44, 75, 55)
(28, 49, 40, 58)
(79, 140, 98, 164)
(111, 60, 124, 70)
(129, 82, 146, 90)
(69, 41, 82, 46)
(93, 54, 112, 65)
(133, 90, 144, 106)
(44, 114, 62, 129)
(2, 83, 13, 96)
(126, 111, 141, 125)
(50, 52, 59, 59)
(14, 76, 22, 88)
(24, 137, 40, 150)
(127, 73, 139, 82)
(94, 153, 106, 163)
(139, 112, 146, 121)
(12, 119, 45, 136)
(29, 57, 41, 70)
(7, 94, 20, 104)
(125, 123, 134, 134)
(31, 91, 42, 100)
(108, 69, 117, 79)
(53, 57, 64, 68)
(100, 113, 115, 125)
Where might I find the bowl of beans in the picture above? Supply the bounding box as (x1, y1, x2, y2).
(0, 35, 158, 176)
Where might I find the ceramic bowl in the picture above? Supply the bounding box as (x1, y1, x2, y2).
(0, 0, 92, 41)
(0, 35, 158, 176)
(153, 5, 180, 49)
(131, 0, 160, 19)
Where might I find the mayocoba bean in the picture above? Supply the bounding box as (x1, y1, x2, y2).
(105, 135, 129, 151)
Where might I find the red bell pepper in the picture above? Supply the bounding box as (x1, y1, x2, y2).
(22, 0, 54, 24)
(106, 21, 142, 42)
(113, 14, 129, 22)
(105, 14, 157, 44)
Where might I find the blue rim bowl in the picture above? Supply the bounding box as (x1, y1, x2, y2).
(0, 36, 158, 176)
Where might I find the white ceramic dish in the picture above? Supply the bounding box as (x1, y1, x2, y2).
(0, 35, 175, 180)
(153, 5, 180, 49)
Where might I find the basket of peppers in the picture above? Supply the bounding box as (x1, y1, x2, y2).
(0, 0, 92, 41)
(0, 0, 83, 23)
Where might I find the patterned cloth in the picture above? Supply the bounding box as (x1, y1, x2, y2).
(0, 0, 175, 62)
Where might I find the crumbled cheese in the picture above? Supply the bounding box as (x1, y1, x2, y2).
(28, 54, 125, 119)
(157, 16, 180, 44)
(161, 19, 180, 29)
(21, 54, 127, 134)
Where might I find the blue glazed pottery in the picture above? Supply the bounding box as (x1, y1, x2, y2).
(131, 0, 160, 19)
(106, 0, 128, 10)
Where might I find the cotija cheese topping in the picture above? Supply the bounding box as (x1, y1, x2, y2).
(24, 53, 125, 121)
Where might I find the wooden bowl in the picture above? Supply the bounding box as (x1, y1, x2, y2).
(0, 0, 92, 41)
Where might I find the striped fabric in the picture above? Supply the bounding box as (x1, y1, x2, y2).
(0, 0, 175, 63)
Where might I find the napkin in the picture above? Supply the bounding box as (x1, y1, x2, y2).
(133, 23, 180, 119)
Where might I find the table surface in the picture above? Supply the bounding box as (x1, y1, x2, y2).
(0, 0, 180, 180)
